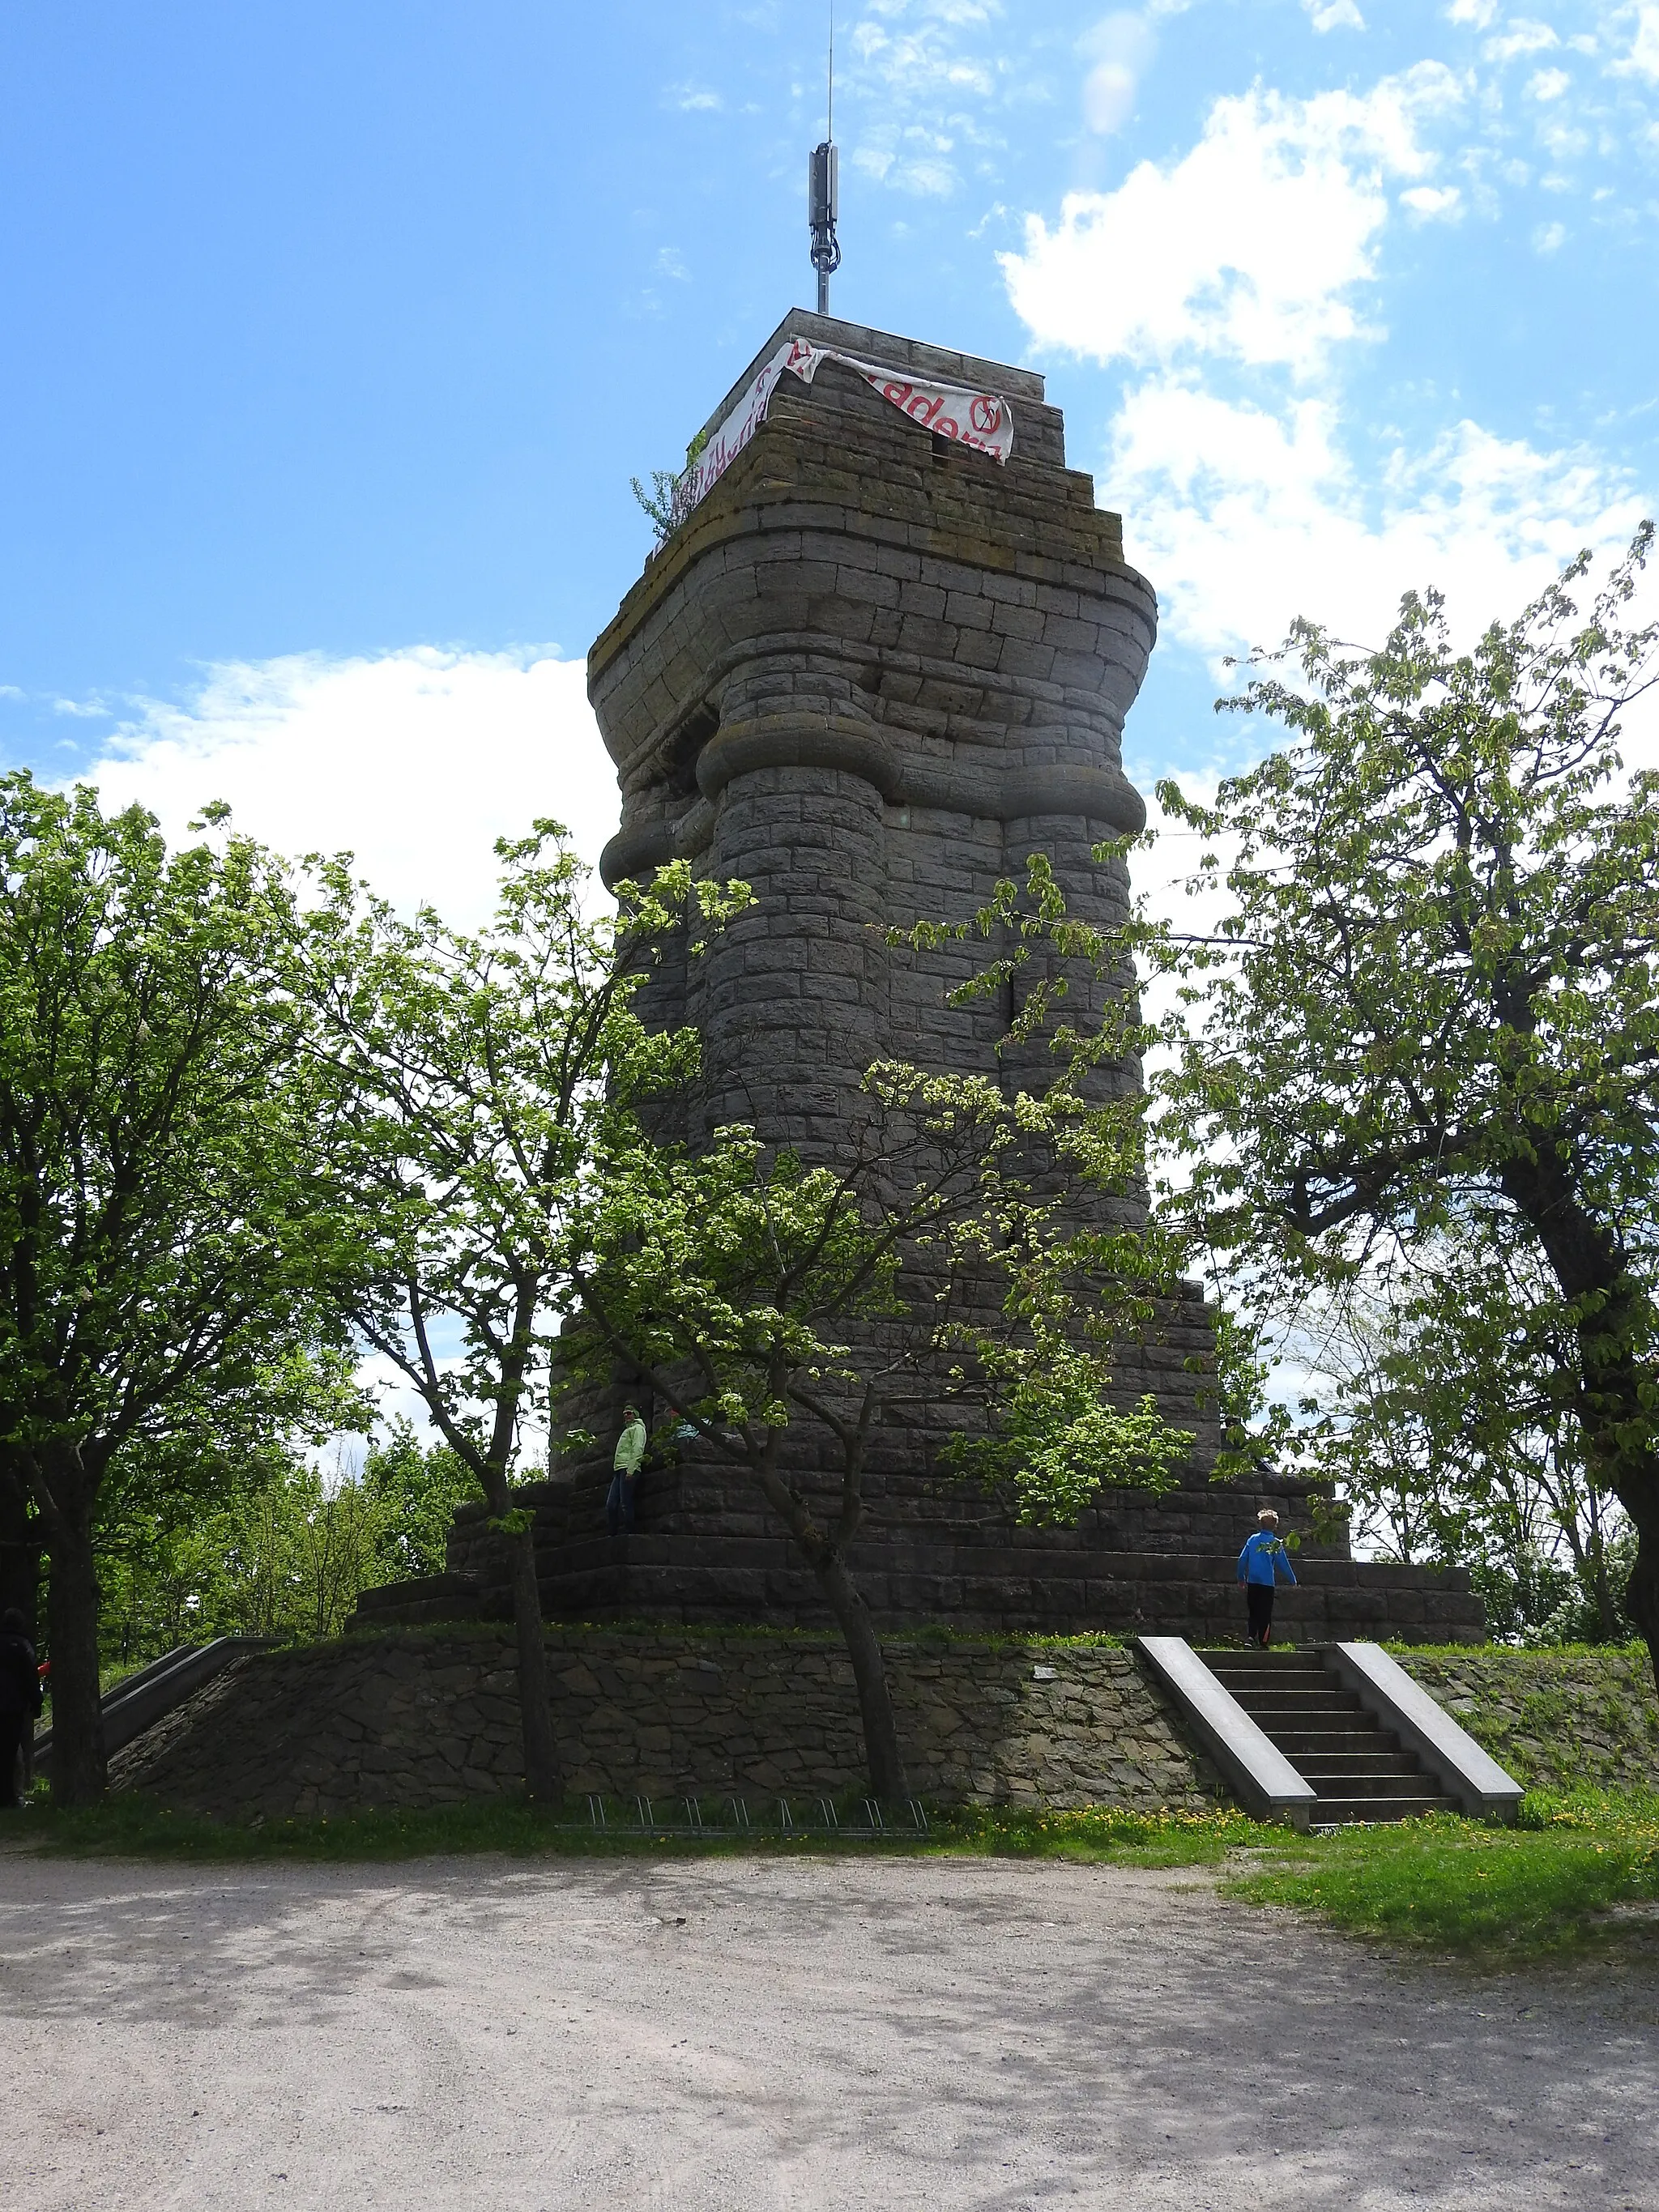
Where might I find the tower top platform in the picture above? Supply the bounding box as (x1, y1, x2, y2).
(697, 309, 1048, 443)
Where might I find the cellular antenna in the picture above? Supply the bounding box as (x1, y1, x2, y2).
(808, 5, 841, 316)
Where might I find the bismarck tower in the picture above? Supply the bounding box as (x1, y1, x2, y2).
(369, 309, 1483, 1647)
(593, 314, 1152, 1172)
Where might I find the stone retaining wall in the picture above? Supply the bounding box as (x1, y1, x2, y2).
(1397, 1646, 1659, 1793)
(109, 1629, 1659, 1822)
(111, 1626, 1220, 1821)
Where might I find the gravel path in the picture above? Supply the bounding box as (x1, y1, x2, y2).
(2, 1847, 1655, 2210)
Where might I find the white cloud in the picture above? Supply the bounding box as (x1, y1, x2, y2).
(1106, 378, 1644, 663)
(1538, 125, 1586, 164)
(1000, 69, 1462, 378)
(846, 0, 1003, 197)
(1081, 62, 1139, 132)
(1080, 12, 1158, 135)
(78, 646, 619, 1473)
(1004, 53, 1653, 730)
(80, 647, 616, 928)
(1305, 0, 1365, 30)
(1446, 0, 1496, 23)
(1526, 65, 1572, 96)
(1400, 181, 1463, 215)
(1484, 18, 1559, 62)
(1614, 3, 1659, 79)
(1533, 216, 1567, 249)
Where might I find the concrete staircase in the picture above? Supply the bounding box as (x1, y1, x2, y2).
(1201, 1649, 1459, 1824)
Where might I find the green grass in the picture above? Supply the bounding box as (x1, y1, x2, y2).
(923, 1803, 1256, 1864)
(1225, 1789, 1659, 1958)
(10, 1789, 1255, 1869)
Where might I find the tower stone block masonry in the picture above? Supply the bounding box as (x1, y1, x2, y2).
(593, 314, 1152, 1166)
(360, 311, 1485, 1645)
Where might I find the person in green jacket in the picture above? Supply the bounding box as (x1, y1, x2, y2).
(607, 1404, 647, 1539)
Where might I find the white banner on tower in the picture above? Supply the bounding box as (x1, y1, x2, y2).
(674, 335, 1014, 527)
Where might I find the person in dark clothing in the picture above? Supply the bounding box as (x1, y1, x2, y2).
(0, 1606, 42, 1809)
(1237, 1510, 1298, 1647)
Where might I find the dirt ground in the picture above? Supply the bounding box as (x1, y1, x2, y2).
(1, 1847, 1656, 2210)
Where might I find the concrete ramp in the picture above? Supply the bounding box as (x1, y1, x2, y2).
(33, 1636, 269, 1778)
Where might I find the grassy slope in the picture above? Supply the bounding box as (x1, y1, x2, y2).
(1224, 1791, 1659, 1958)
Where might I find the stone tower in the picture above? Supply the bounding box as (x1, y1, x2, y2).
(364, 311, 1483, 1646)
(592, 313, 1152, 1174)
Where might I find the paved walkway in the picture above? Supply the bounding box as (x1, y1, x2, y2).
(2, 1849, 1656, 2209)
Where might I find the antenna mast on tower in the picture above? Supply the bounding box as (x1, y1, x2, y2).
(808, 6, 841, 316)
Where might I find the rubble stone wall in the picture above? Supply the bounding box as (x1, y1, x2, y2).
(110, 1629, 1657, 1821)
(111, 1626, 1222, 1820)
(1397, 1645, 1659, 1793)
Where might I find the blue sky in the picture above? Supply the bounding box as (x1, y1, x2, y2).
(3, 0, 1657, 922)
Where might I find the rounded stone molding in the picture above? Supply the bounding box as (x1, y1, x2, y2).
(694, 713, 903, 806)
(600, 732, 1146, 887)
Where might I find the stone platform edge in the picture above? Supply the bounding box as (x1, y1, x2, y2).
(106, 1625, 1659, 1822)
(109, 1622, 1222, 1822)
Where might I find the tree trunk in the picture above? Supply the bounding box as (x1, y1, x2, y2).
(747, 1449, 909, 1801)
(0, 1452, 40, 1632)
(813, 1546, 910, 1802)
(1573, 1362, 1658, 1690)
(1617, 1477, 1659, 1701)
(1498, 1151, 1659, 1694)
(508, 1519, 561, 1805)
(1580, 1501, 1623, 1645)
(43, 1493, 107, 1807)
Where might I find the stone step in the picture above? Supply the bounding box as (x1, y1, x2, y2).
(1290, 1750, 1418, 1779)
(1190, 1643, 1456, 1826)
(1303, 1768, 1435, 1796)
(505, 1532, 1458, 1590)
(413, 1546, 1485, 1641)
(1313, 1794, 1459, 1824)
(1265, 1727, 1407, 1756)
(1221, 1687, 1353, 1707)
(363, 1491, 1484, 1645)
(458, 1466, 1374, 1574)
(1229, 1698, 1367, 1723)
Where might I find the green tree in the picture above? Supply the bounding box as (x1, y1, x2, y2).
(1154, 533, 1659, 1690)
(301, 823, 748, 1802)
(565, 1055, 1192, 1801)
(631, 428, 708, 543)
(95, 1400, 361, 1664)
(360, 1419, 476, 1583)
(0, 776, 359, 1802)
(96, 1426, 472, 1664)
(1289, 1259, 1631, 1642)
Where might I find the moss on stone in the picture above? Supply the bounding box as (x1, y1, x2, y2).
(1397, 1645, 1659, 1792)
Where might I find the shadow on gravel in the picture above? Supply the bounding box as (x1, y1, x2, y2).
(3, 1854, 1657, 2206)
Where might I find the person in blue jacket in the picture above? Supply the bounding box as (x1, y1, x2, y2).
(1237, 1508, 1297, 1647)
